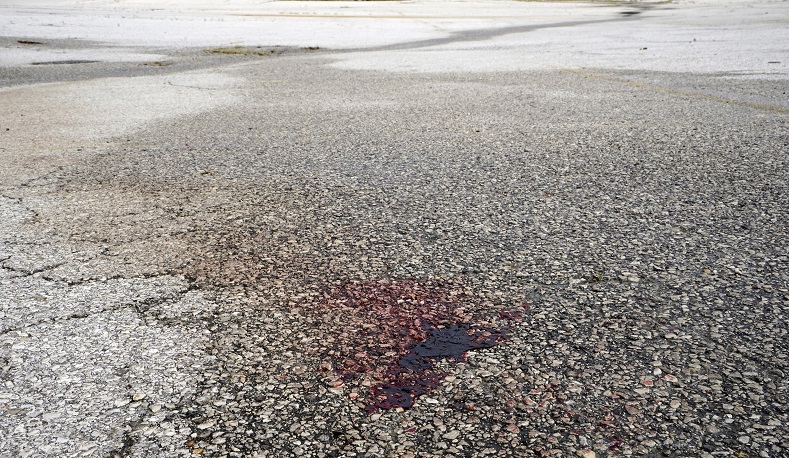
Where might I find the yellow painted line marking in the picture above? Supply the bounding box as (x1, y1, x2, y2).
(564, 68, 789, 115)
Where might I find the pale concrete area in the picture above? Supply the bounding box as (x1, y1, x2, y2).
(1, 0, 786, 77)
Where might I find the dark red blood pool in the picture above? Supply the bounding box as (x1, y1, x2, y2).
(368, 323, 502, 412)
(310, 279, 514, 412)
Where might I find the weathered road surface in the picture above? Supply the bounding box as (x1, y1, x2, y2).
(1, 1, 787, 457)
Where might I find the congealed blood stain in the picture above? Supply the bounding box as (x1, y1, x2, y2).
(312, 279, 517, 412)
(369, 323, 503, 411)
(410, 324, 497, 363)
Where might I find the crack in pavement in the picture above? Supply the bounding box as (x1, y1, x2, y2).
(0, 194, 41, 225)
(0, 260, 67, 277)
(0, 288, 184, 337)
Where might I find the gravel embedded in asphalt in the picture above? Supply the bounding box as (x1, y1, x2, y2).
(1, 1, 788, 457)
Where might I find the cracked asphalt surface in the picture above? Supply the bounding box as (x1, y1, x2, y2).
(1, 1, 788, 457)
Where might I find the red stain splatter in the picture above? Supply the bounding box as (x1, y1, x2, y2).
(367, 323, 503, 412)
(312, 279, 514, 411)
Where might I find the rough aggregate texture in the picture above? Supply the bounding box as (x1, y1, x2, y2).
(2, 6, 788, 458)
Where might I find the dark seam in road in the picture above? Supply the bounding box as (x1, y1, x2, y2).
(340, 16, 637, 53)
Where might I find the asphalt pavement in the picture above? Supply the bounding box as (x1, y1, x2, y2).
(1, 1, 787, 457)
